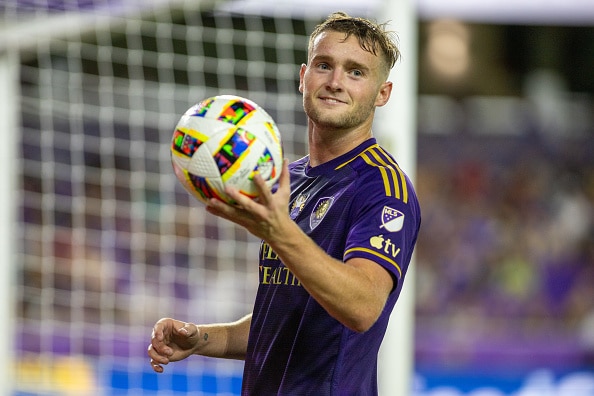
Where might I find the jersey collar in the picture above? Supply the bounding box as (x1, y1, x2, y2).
(305, 137, 378, 177)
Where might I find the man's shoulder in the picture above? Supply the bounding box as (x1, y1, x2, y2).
(341, 144, 417, 203)
(346, 144, 398, 173)
(289, 155, 309, 173)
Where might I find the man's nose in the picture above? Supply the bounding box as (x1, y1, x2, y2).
(326, 69, 343, 91)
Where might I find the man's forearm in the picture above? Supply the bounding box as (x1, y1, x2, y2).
(195, 314, 252, 360)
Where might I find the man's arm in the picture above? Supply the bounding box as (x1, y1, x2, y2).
(206, 161, 393, 333)
(266, 222, 394, 333)
(148, 314, 252, 372)
(195, 313, 252, 359)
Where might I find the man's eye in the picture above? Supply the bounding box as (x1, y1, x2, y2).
(352, 70, 363, 77)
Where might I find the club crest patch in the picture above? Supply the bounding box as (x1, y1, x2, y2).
(290, 193, 309, 220)
(310, 197, 334, 230)
(380, 206, 404, 232)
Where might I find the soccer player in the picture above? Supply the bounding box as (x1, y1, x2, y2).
(148, 11, 421, 395)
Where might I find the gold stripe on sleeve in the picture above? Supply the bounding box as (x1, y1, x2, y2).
(344, 247, 402, 277)
(376, 146, 408, 203)
(334, 144, 408, 203)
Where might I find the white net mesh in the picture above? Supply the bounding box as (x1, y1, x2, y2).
(8, 2, 323, 394)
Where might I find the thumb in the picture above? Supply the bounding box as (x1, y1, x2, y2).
(178, 322, 198, 337)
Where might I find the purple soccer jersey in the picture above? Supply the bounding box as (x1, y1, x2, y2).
(242, 138, 421, 395)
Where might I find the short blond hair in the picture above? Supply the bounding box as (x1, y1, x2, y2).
(308, 11, 400, 78)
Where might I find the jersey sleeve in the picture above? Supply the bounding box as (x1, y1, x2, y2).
(343, 171, 420, 286)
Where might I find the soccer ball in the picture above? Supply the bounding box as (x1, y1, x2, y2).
(170, 95, 283, 205)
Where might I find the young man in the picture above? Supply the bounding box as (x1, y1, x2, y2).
(148, 12, 421, 395)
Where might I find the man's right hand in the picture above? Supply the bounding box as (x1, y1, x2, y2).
(147, 317, 200, 373)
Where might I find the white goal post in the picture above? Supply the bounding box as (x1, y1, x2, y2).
(377, 1, 418, 395)
(1, 1, 417, 394)
(0, 48, 19, 396)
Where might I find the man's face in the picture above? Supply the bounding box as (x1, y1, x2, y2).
(299, 30, 391, 131)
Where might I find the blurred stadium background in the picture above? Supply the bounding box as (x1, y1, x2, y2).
(1, 0, 593, 395)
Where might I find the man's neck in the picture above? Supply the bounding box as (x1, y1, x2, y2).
(307, 122, 373, 167)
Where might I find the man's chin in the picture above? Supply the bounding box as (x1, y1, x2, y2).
(309, 113, 350, 129)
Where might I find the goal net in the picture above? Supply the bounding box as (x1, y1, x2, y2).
(3, 1, 414, 395)
(9, 3, 312, 395)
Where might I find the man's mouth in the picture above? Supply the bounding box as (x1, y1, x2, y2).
(319, 97, 345, 104)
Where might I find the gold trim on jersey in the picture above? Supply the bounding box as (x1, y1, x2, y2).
(344, 247, 402, 277)
(334, 144, 408, 203)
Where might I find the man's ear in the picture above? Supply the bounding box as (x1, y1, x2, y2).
(375, 81, 393, 107)
(298, 63, 307, 93)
